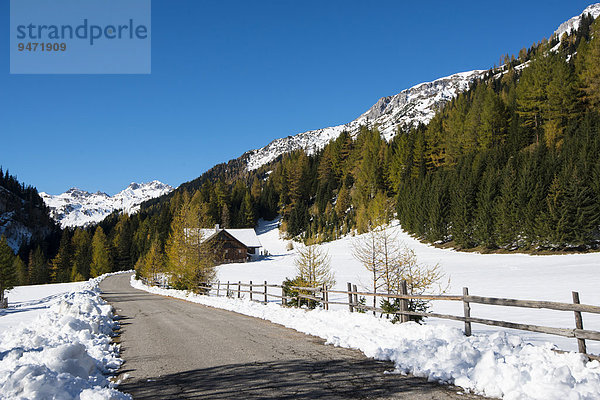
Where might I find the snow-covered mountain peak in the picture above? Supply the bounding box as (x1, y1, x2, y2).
(244, 69, 486, 171)
(64, 187, 88, 197)
(554, 3, 600, 39)
(41, 181, 174, 228)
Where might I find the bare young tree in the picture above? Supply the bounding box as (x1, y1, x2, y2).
(396, 245, 448, 298)
(372, 227, 404, 294)
(294, 243, 335, 288)
(353, 225, 448, 319)
(352, 228, 386, 310)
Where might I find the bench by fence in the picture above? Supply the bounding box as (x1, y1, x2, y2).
(142, 277, 600, 361)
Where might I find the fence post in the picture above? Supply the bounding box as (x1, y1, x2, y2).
(282, 283, 287, 306)
(0, 282, 5, 309)
(264, 281, 268, 304)
(371, 285, 376, 316)
(573, 291, 587, 354)
(347, 282, 354, 312)
(400, 280, 409, 323)
(216, 281, 220, 297)
(352, 284, 359, 312)
(227, 281, 230, 297)
(250, 281, 253, 301)
(322, 284, 328, 310)
(238, 281, 241, 298)
(463, 287, 472, 336)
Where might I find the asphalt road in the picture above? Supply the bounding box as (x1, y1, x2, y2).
(99, 274, 483, 399)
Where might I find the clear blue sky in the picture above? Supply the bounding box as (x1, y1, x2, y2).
(0, 1, 595, 194)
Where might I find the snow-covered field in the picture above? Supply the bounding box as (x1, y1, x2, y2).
(216, 219, 600, 355)
(0, 281, 86, 333)
(132, 276, 600, 400)
(0, 273, 130, 400)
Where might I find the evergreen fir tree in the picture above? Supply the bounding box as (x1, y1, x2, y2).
(91, 227, 112, 277)
(28, 246, 48, 285)
(71, 229, 92, 281)
(425, 173, 449, 242)
(449, 160, 477, 248)
(494, 161, 519, 248)
(51, 231, 72, 283)
(472, 165, 500, 248)
(240, 192, 255, 227)
(354, 128, 384, 205)
(0, 236, 16, 298)
(576, 17, 600, 109)
(13, 256, 27, 286)
(113, 216, 133, 271)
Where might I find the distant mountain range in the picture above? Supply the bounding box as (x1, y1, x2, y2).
(40, 181, 173, 228)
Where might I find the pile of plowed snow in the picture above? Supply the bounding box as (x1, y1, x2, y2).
(0, 273, 130, 400)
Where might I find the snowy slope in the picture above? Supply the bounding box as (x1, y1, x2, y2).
(215, 219, 600, 356)
(245, 69, 485, 170)
(40, 181, 173, 228)
(0, 281, 85, 333)
(554, 3, 600, 39)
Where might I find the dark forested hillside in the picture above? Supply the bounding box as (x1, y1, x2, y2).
(395, 14, 600, 251)
(0, 168, 59, 286)
(0, 168, 57, 251)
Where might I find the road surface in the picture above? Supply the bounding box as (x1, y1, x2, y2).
(100, 274, 483, 399)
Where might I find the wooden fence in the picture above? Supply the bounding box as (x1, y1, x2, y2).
(144, 277, 600, 361)
(198, 281, 293, 305)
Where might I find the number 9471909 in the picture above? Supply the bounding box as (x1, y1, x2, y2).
(18, 42, 67, 52)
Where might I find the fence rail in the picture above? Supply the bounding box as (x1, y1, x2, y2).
(142, 277, 599, 361)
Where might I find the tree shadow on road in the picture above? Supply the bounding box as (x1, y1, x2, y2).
(119, 358, 477, 399)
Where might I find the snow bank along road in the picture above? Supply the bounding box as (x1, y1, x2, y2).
(0, 275, 130, 399)
(100, 273, 481, 399)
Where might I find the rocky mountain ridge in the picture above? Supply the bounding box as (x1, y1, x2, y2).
(243, 69, 486, 171)
(554, 3, 600, 38)
(241, 3, 600, 172)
